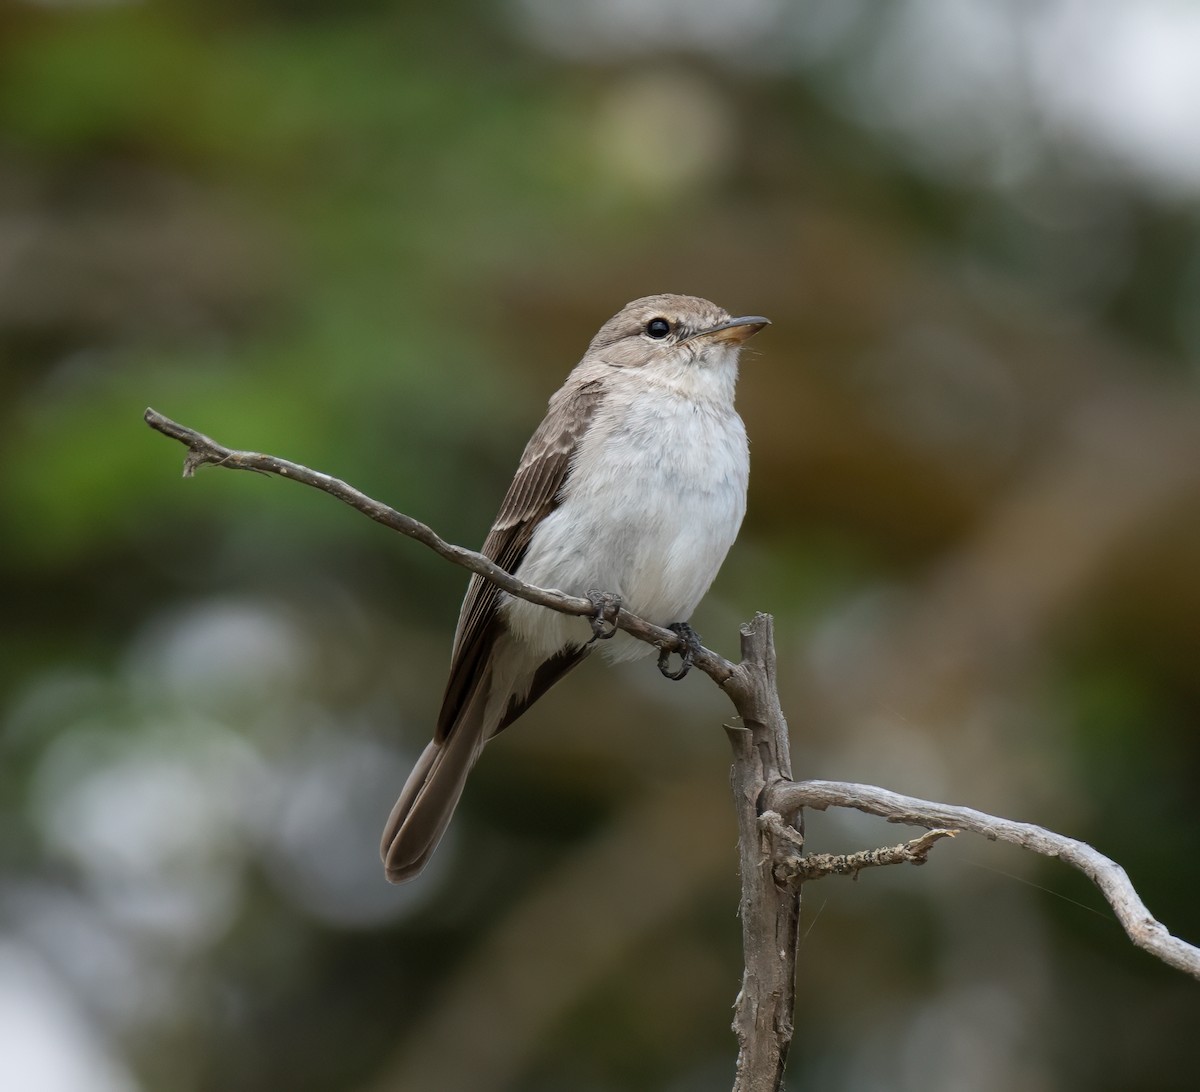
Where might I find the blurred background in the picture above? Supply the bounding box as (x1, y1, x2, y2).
(2, 1, 1199, 1089)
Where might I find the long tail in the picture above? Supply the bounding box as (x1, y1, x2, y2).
(380, 681, 493, 883)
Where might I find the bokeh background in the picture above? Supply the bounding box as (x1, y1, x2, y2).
(3, 1, 1199, 1089)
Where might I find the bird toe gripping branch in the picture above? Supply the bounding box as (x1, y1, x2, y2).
(585, 589, 623, 642)
(658, 621, 703, 681)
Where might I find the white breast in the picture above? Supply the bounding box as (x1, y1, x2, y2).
(505, 379, 749, 661)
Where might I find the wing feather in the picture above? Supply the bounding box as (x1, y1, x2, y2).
(435, 377, 606, 740)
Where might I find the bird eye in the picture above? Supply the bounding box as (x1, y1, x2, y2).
(645, 318, 672, 339)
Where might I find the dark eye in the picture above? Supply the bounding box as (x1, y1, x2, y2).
(645, 317, 672, 339)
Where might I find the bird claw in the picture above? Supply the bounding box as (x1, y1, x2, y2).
(586, 590, 622, 643)
(658, 622, 701, 681)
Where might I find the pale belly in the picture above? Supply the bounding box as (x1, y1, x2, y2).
(504, 397, 748, 660)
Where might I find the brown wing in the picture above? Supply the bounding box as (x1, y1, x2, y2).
(434, 377, 606, 741)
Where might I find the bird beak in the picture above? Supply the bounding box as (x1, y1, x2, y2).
(688, 316, 771, 345)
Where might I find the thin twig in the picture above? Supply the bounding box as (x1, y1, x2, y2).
(771, 780, 1200, 981)
(759, 811, 956, 883)
(143, 407, 736, 686)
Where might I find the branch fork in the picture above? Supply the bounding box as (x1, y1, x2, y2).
(145, 407, 1200, 1092)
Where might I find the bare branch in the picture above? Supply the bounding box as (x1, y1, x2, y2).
(758, 811, 956, 883)
(144, 407, 805, 1087)
(724, 616, 800, 1092)
(146, 407, 1199, 1092)
(772, 779, 1200, 981)
(143, 407, 736, 686)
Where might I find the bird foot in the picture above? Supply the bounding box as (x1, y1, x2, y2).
(586, 590, 623, 643)
(658, 622, 701, 681)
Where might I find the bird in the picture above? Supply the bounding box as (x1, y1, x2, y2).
(381, 293, 768, 882)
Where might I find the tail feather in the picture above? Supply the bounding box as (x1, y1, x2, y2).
(381, 686, 492, 883)
(381, 636, 587, 882)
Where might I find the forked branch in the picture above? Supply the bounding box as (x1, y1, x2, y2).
(771, 780, 1200, 981)
(145, 408, 1200, 1092)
